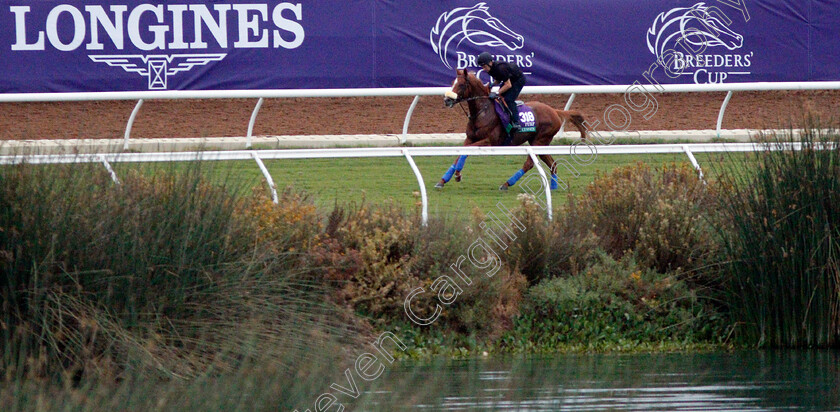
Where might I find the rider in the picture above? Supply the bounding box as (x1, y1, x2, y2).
(477, 51, 527, 132)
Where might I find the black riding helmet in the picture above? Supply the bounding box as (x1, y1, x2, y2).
(476, 52, 493, 67)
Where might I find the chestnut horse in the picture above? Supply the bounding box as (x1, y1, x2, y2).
(436, 69, 587, 190)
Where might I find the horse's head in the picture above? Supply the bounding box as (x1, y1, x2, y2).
(681, 3, 743, 50)
(430, 3, 524, 69)
(444, 69, 489, 108)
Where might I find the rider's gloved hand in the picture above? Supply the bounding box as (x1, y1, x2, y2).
(488, 92, 498, 99)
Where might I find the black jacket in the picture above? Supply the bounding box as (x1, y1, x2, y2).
(488, 61, 524, 84)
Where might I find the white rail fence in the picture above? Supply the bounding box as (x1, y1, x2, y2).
(3, 81, 840, 149)
(0, 143, 807, 225)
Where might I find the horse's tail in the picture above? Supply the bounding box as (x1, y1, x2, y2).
(557, 109, 587, 140)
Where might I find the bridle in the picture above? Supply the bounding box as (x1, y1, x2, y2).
(444, 72, 491, 118)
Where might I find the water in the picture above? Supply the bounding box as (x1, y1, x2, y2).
(352, 351, 840, 411)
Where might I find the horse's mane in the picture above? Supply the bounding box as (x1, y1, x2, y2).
(462, 70, 489, 95)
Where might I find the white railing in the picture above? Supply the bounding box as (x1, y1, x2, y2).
(3, 81, 840, 149)
(0, 142, 807, 225)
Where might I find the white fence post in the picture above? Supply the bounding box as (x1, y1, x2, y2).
(401, 96, 421, 145)
(559, 93, 576, 134)
(526, 146, 552, 221)
(716, 91, 733, 139)
(99, 155, 120, 185)
(124, 99, 143, 150)
(402, 149, 428, 226)
(682, 144, 705, 183)
(251, 152, 278, 204)
(247, 97, 265, 149)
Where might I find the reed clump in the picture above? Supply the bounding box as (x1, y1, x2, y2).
(0, 161, 356, 404)
(715, 119, 840, 347)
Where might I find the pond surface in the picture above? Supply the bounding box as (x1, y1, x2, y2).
(353, 350, 840, 411)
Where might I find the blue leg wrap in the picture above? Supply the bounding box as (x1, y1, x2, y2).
(507, 169, 526, 186)
(454, 155, 468, 171)
(442, 165, 457, 183)
(550, 174, 559, 190)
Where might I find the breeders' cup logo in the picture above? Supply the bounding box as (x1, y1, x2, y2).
(647, 2, 752, 84)
(8, 2, 305, 90)
(429, 2, 533, 73)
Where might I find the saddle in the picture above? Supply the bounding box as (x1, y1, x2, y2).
(492, 98, 537, 142)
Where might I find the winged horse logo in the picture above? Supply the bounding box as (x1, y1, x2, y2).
(430, 3, 524, 69)
(647, 2, 743, 62)
(89, 53, 227, 90)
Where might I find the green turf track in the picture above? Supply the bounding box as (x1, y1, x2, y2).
(111, 151, 734, 218)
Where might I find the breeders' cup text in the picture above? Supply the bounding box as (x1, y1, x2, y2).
(456, 51, 534, 69)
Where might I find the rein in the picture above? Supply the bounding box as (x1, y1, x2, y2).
(454, 95, 491, 119)
(449, 72, 492, 119)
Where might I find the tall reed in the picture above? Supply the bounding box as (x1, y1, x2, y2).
(0, 160, 354, 388)
(715, 119, 840, 347)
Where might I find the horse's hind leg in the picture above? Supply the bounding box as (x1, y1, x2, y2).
(435, 155, 469, 188)
(499, 156, 534, 191)
(539, 154, 561, 190)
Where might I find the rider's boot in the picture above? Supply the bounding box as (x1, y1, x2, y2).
(509, 105, 521, 133)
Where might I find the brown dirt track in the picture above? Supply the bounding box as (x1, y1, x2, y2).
(1, 90, 839, 141)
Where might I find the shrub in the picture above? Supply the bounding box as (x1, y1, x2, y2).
(314, 201, 528, 338)
(504, 251, 722, 350)
(242, 187, 323, 253)
(311, 202, 422, 318)
(564, 162, 718, 274)
(500, 194, 599, 285)
(437, 266, 528, 339)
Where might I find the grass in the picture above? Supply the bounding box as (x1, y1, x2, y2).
(109, 152, 735, 217)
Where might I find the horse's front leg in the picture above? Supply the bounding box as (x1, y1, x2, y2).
(435, 155, 469, 189)
(499, 156, 535, 191)
(453, 137, 497, 183)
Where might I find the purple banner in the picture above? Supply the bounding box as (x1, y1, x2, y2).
(1, 1, 838, 93)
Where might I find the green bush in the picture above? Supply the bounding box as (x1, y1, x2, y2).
(502, 251, 722, 351)
(499, 163, 718, 288)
